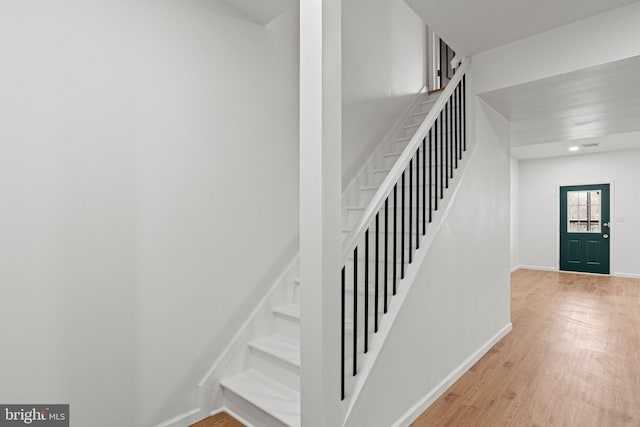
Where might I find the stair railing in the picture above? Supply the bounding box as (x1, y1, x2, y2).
(340, 58, 470, 400)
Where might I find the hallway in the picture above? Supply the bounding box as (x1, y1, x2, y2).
(412, 269, 640, 426)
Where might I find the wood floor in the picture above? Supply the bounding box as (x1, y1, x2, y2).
(411, 269, 640, 427)
(189, 412, 244, 427)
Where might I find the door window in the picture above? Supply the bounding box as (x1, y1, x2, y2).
(567, 190, 601, 233)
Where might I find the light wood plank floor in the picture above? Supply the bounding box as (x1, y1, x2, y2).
(411, 269, 640, 426)
(189, 412, 244, 427)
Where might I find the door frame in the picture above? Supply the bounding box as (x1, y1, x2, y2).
(554, 179, 616, 275)
(427, 28, 440, 91)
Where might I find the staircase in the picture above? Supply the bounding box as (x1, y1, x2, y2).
(198, 59, 469, 427)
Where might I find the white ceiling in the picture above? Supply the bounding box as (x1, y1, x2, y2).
(511, 130, 640, 160)
(403, 0, 640, 55)
(480, 55, 640, 159)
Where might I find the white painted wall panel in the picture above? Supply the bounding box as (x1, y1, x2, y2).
(519, 148, 640, 278)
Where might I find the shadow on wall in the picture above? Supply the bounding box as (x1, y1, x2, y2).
(342, 94, 416, 189)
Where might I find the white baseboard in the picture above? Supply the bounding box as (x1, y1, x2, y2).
(153, 408, 204, 427)
(510, 265, 520, 273)
(391, 323, 513, 427)
(517, 265, 557, 272)
(613, 272, 640, 280)
(516, 266, 640, 280)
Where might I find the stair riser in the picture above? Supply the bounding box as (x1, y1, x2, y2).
(343, 227, 427, 239)
(403, 126, 419, 139)
(272, 315, 299, 341)
(222, 388, 291, 427)
(358, 182, 445, 205)
(384, 152, 455, 169)
(419, 99, 437, 112)
(393, 137, 466, 155)
(345, 204, 437, 228)
(401, 126, 465, 139)
(371, 165, 429, 185)
(412, 110, 462, 124)
(373, 169, 459, 187)
(247, 349, 300, 393)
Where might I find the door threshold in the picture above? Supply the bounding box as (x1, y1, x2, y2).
(558, 269, 611, 277)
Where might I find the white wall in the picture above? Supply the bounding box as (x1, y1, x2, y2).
(473, 1, 640, 94)
(510, 157, 520, 270)
(135, 4, 300, 425)
(0, 1, 299, 426)
(0, 2, 138, 425)
(518, 148, 640, 278)
(347, 76, 512, 426)
(342, 0, 426, 187)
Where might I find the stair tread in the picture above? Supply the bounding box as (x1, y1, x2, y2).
(273, 304, 300, 320)
(373, 165, 431, 173)
(385, 148, 444, 158)
(249, 335, 300, 367)
(221, 369, 300, 427)
(384, 151, 403, 158)
(394, 136, 412, 142)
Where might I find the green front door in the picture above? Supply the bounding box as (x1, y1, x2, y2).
(560, 184, 610, 274)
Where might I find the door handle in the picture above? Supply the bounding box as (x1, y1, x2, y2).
(603, 234, 609, 239)
(603, 222, 610, 227)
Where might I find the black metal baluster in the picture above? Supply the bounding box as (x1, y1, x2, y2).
(401, 171, 405, 279)
(375, 213, 379, 332)
(380, 201, 387, 332)
(463, 75, 466, 152)
(391, 184, 396, 304)
(434, 119, 438, 211)
(422, 137, 426, 235)
(455, 86, 459, 167)
(353, 246, 357, 376)
(460, 80, 464, 157)
(459, 81, 463, 159)
(364, 230, 369, 354)
(341, 266, 345, 400)
(450, 96, 454, 177)
(440, 110, 444, 199)
(417, 145, 420, 249)
(409, 158, 412, 264)
(445, 101, 448, 189)
(429, 128, 433, 222)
